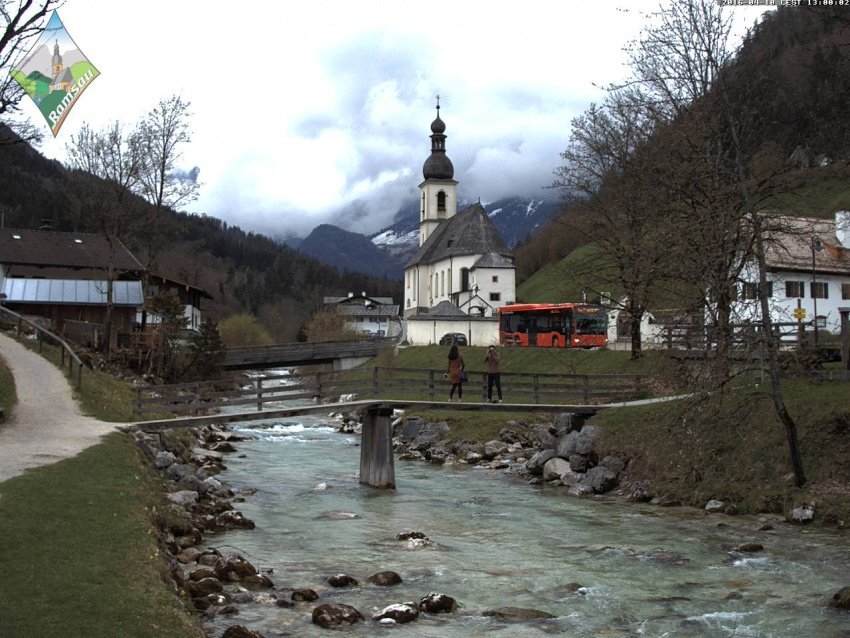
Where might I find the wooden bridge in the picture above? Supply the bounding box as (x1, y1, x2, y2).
(128, 366, 650, 490)
(222, 340, 390, 370)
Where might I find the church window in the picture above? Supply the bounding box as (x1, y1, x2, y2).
(490, 292, 501, 302)
(461, 268, 470, 292)
(492, 275, 499, 283)
(437, 191, 446, 215)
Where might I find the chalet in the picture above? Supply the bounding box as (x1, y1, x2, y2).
(734, 211, 850, 338)
(323, 292, 402, 339)
(141, 273, 213, 333)
(0, 228, 144, 346)
(403, 103, 515, 345)
(0, 227, 211, 349)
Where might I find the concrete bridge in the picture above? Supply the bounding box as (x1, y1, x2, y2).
(222, 340, 391, 371)
(128, 397, 677, 490)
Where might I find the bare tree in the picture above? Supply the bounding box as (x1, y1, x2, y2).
(0, 0, 62, 144)
(65, 121, 145, 354)
(617, 0, 807, 486)
(554, 87, 679, 358)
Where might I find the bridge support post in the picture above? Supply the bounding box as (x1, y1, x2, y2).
(360, 407, 395, 489)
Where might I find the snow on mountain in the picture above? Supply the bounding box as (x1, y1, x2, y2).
(292, 196, 560, 280)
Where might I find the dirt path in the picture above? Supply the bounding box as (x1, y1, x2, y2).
(0, 333, 124, 483)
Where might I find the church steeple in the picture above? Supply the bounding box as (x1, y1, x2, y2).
(422, 96, 454, 180)
(419, 97, 459, 246)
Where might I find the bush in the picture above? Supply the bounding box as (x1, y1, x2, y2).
(218, 313, 274, 347)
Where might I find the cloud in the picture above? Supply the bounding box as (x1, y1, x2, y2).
(32, 1, 774, 240)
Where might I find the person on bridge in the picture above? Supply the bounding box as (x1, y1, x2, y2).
(484, 345, 503, 403)
(446, 344, 466, 401)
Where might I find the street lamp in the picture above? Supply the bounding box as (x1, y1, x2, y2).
(812, 235, 823, 347)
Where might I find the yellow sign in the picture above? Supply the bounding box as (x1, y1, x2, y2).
(793, 307, 807, 320)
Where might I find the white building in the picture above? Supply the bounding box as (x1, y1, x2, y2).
(733, 211, 850, 338)
(323, 293, 402, 339)
(403, 103, 516, 337)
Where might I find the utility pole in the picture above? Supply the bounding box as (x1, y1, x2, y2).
(811, 236, 823, 348)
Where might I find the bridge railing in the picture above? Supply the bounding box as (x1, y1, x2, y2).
(132, 366, 647, 418)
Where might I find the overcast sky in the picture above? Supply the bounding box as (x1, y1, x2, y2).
(28, 0, 772, 239)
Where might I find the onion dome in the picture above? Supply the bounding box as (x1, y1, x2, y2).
(422, 102, 454, 180)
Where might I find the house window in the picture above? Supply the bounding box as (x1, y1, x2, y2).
(490, 292, 501, 302)
(785, 281, 805, 298)
(742, 282, 772, 299)
(492, 275, 499, 283)
(842, 283, 850, 300)
(811, 281, 829, 299)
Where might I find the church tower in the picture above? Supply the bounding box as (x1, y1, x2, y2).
(51, 40, 63, 82)
(419, 98, 458, 246)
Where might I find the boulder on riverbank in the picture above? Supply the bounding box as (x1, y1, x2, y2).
(312, 603, 364, 628)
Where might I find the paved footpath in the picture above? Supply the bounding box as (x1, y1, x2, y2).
(0, 333, 123, 483)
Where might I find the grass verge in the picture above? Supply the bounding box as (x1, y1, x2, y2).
(592, 376, 850, 525)
(0, 354, 16, 420)
(0, 433, 204, 638)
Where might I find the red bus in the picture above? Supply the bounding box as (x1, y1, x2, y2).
(498, 303, 608, 348)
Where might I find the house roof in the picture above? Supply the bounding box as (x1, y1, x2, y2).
(148, 273, 212, 299)
(763, 215, 850, 276)
(0, 229, 145, 272)
(324, 294, 395, 306)
(337, 304, 400, 317)
(2, 278, 144, 306)
(406, 202, 512, 267)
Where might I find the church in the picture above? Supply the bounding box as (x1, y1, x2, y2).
(403, 102, 516, 325)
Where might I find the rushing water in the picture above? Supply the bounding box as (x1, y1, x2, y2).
(203, 381, 850, 637)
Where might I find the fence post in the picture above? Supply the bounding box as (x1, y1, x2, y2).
(256, 378, 263, 411)
(428, 370, 435, 401)
(533, 374, 540, 404)
(315, 372, 323, 402)
(583, 375, 590, 404)
(372, 367, 380, 398)
(134, 387, 142, 419)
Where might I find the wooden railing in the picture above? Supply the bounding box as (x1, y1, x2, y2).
(222, 339, 392, 369)
(0, 305, 84, 390)
(132, 366, 647, 418)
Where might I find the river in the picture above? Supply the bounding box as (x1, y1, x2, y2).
(202, 381, 850, 637)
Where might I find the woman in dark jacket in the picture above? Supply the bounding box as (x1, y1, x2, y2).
(446, 344, 465, 401)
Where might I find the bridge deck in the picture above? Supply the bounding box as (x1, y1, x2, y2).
(126, 399, 609, 432)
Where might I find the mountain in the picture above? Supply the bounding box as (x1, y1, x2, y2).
(298, 224, 405, 279)
(301, 196, 562, 278)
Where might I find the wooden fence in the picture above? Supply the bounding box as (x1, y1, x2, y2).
(0, 305, 84, 390)
(132, 366, 646, 419)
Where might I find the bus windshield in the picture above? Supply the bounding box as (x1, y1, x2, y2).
(574, 306, 608, 335)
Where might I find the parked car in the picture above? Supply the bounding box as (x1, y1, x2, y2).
(439, 332, 468, 346)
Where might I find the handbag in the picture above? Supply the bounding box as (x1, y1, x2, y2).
(460, 370, 468, 383)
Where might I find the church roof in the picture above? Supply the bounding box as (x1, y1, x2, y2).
(428, 300, 467, 316)
(472, 251, 515, 269)
(406, 202, 512, 267)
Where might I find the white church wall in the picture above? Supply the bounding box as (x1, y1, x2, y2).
(405, 317, 499, 346)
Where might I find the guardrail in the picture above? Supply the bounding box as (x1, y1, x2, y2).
(0, 305, 84, 390)
(132, 366, 646, 418)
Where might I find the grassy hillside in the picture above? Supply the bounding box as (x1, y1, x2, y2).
(518, 243, 617, 303)
(592, 376, 850, 525)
